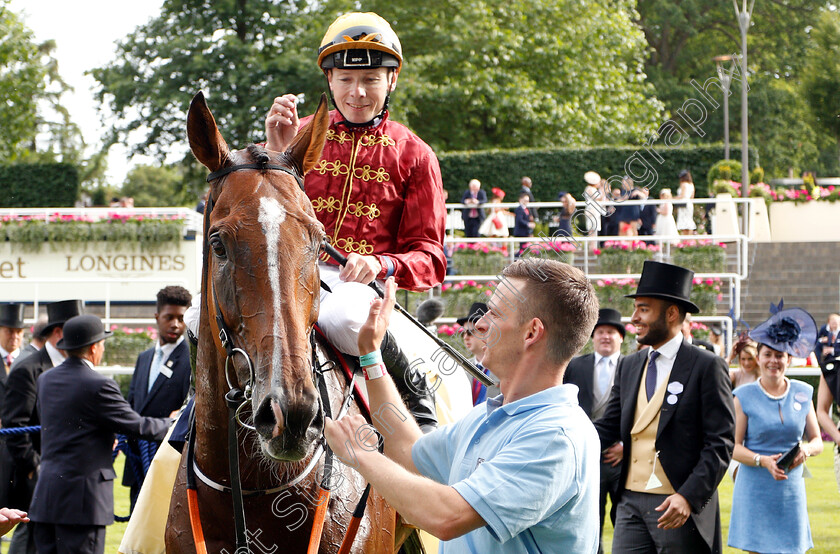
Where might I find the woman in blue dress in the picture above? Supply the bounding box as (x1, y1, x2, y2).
(728, 305, 824, 553)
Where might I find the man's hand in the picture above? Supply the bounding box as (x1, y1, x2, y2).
(0, 507, 28, 537)
(339, 253, 382, 285)
(265, 94, 300, 152)
(324, 414, 381, 469)
(603, 442, 623, 467)
(358, 277, 396, 355)
(655, 493, 691, 529)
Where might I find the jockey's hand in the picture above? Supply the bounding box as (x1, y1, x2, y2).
(339, 253, 382, 285)
(358, 277, 396, 355)
(0, 507, 28, 537)
(265, 94, 300, 152)
(324, 413, 380, 470)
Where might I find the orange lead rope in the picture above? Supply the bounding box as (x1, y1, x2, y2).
(338, 483, 372, 554)
(307, 487, 332, 554)
(187, 488, 209, 554)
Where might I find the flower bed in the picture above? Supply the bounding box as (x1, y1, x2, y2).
(594, 277, 637, 316)
(436, 323, 470, 358)
(103, 326, 157, 366)
(672, 240, 727, 273)
(690, 277, 724, 315)
(441, 280, 496, 317)
(594, 241, 659, 274)
(0, 213, 186, 252)
(519, 240, 577, 266)
(451, 243, 508, 275)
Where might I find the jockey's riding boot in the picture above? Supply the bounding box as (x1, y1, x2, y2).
(379, 331, 438, 433)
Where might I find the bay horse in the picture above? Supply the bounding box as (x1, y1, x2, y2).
(165, 93, 413, 553)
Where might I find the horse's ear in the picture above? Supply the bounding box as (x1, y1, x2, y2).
(286, 93, 329, 175)
(187, 92, 231, 173)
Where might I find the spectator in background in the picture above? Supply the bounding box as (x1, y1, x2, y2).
(654, 189, 679, 255)
(478, 187, 510, 240)
(582, 171, 603, 239)
(123, 286, 192, 511)
(601, 179, 621, 239)
(613, 176, 643, 236)
(442, 189, 455, 275)
(2, 300, 84, 554)
(816, 334, 840, 493)
(638, 186, 657, 238)
(681, 313, 716, 353)
(461, 179, 486, 238)
(120, 197, 135, 208)
(456, 302, 497, 405)
(519, 176, 537, 221)
(195, 189, 209, 215)
(675, 169, 696, 235)
(556, 191, 576, 237)
(728, 307, 823, 553)
(728, 335, 759, 389)
(1, 303, 26, 392)
(29, 315, 172, 554)
(12, 316, 50, 369)
(563, 308, 626, 554)
(513, 192, 536, 256)
(815, 313, 840, 367)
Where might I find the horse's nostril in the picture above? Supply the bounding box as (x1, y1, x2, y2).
(254, 396, 284, 438)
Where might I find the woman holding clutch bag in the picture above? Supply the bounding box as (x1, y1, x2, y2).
(728, 305, 824, 553)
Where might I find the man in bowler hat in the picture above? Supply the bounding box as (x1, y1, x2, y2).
(1, 299, 84, 554)
(564, 308, 626, 553)
(595, 261, 734, 553)
(28, 314, 171, 554)
(456, 302, 498, 405)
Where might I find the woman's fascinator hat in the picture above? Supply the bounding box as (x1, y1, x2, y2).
(749, 299, 817, 358)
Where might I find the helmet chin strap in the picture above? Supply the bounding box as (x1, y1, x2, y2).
(326, 70, 394, 129)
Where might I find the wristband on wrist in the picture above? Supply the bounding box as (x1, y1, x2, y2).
(362, 363, 386, 381)
(359, 350, 383, 367)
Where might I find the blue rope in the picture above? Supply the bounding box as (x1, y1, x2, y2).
(0, 425, 156, 522)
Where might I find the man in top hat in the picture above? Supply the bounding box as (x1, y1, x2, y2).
(564, 307, 626, 553)
(28, 314, 171, 554)
(11, 316, 50, 370)
(0, 303, 27, 400)
(594, 261, 735, 553)
(1, 299, 83, 554)
(456, 302, 498, 405)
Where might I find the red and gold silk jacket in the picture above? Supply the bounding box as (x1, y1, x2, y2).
(299, 110, 446, 291)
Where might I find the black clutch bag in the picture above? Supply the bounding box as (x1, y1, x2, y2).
(776, 443, 801, 472)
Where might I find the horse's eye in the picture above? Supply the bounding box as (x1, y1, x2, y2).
(209, 234, 227, 259)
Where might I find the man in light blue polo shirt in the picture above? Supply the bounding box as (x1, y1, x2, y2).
(325, 258, 601, 552)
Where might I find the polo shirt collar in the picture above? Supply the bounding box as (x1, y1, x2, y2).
(487, 385, 576, 417)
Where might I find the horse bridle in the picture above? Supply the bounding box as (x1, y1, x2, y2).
(194, 161, 357, 553)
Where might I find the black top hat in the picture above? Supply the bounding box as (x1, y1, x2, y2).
(625, 261, 699, 313)
(456, 302, 488, 326)
(593, 308, 625, 338)
(56, 314, 113, 351)
(43, 300, 84, 334)
(0, 303, 26, 329)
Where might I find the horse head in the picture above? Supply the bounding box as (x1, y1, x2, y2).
(187, 92, 329, 462)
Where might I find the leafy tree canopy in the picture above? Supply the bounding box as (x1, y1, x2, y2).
(121, 164, 190, 207)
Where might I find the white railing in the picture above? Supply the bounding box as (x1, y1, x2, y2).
(0, 207, 204, 235)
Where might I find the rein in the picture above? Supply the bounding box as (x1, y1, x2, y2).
(188, 161, 368, 553)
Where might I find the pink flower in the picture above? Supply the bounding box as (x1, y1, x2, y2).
(596, 280, 605, 287)
(717, 293, 723, 301)
(593, 248, 601, 255)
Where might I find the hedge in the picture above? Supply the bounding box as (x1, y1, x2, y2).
(0, 163, 80, 208)
(438, 144, 757, 202)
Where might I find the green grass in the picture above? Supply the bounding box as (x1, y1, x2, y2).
(99, 445, 836, 552)
(601, 442, 840, 553)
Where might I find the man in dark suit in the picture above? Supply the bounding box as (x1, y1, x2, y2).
(595, 261, 735, 553)
(460, 178, 486, 237)
(682, 313, 717, 354)
(0, 303, 27, 406)
(564, 308, 625, 554)
(11, 316, 49, 370)
(123, 285, 192, 509)
(2, 299, 83, 554)
(815, 313, 840, 367)
(519, 176, 538, 221)
(29, 314, 171, 554)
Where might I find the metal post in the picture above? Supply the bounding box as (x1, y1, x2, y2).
(714, 55, 734, 160)
(733, 0, 754, 197)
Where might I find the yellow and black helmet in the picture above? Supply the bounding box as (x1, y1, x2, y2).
(317, 12, 402, 71)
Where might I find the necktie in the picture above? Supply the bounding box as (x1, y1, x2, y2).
(4, 354, 12, 370)
(596, 357, 611, 399)
(148, 348, 164, 392)
(645, 351, 660, 401)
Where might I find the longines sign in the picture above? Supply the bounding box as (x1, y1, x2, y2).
(0, 241, 201, 302)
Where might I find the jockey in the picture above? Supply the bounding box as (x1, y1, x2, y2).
(244, 12, 445, 431)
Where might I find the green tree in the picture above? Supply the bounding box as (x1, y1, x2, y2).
(802, 9, 840, 169)
(0, 0, 48, 160)
(373, 0, 664, 150)
(121, 164, 190, 207)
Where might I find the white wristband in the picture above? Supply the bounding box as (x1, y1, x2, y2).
(363, 363, 386, 381)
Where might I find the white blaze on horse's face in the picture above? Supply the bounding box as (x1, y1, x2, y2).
(258, 196, 287, 374)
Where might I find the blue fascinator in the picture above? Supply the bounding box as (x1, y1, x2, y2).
(749, 300, 817, 358)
